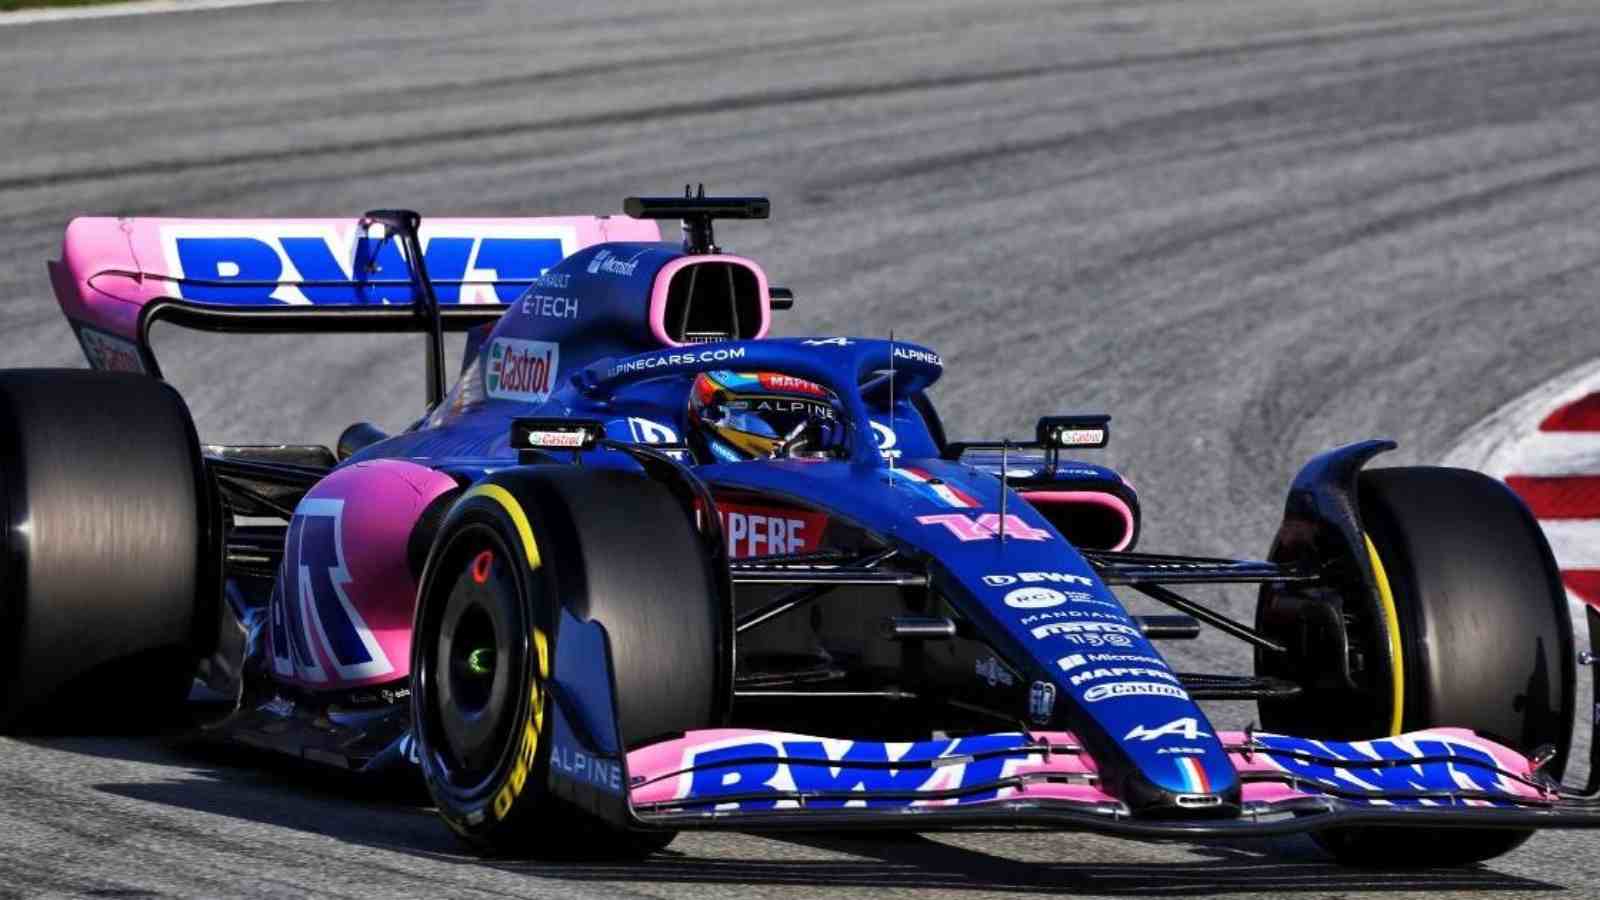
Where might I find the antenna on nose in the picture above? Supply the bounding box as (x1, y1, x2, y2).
(887, 330, 896, 486)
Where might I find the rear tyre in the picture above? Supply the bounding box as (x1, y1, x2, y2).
(0, 370, 212, 733)
(412, 467, 724, 856)
(1278, 467, 1573, 867)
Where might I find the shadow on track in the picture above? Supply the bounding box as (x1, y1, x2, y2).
(473, 832, 1552, 897)
(48, 736, 1558, 897)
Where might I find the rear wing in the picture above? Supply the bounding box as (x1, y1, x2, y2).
(50, 211, 661, 400)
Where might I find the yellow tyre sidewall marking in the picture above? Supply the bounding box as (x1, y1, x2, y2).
(465, 483, 542, 570)
(460, 482, 550, 821)
(492, 629, 549, 821)
(1364, 534, 1405, 736)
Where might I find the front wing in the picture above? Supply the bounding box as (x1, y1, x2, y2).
(546, 614, 1600, 839)
(625, 727, 1600, 837)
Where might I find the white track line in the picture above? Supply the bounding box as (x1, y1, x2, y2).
(0, 0, 323, 27)
(1481, 432, 1600, 477)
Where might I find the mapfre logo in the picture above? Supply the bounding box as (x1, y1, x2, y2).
(758, 373, 828, 396)
(713, 502, 830, 559)
(487, 338, 559, 403)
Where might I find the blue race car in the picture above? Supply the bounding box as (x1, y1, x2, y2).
(5, 193, 1598, 866)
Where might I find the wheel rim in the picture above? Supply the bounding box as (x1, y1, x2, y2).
(420, 527, 530, 793)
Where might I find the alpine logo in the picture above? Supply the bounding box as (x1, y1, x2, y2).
(487, 338, 559, 402)
(550, 739, 624, 795)
(892, 345, 942, 367)
(1125, 717, 1211, 742)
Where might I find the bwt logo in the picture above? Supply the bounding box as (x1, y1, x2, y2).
(681, 734, 1030, 809)
(983, 571, 1094, 588)
(1256, 734, 1511, 802)
(160, 223, 576, 305)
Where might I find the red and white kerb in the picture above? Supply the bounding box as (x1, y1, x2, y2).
(1500, 391, 1600, 609)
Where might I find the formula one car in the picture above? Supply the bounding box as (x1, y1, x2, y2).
(5, 193, 1600, 866)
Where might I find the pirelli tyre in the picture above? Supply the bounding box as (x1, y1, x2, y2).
(411, 466, 725, 856)
(1277, 466, 1574, 867)
(0, 370, 213, 733)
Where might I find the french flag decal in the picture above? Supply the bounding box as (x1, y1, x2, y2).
(1176, 757, 1211, 793)
(898, 467, 981, 508)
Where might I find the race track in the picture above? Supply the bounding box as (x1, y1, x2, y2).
(4, 0, 1600, 895)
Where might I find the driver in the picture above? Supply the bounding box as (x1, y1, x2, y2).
(687, 371, 843, 462)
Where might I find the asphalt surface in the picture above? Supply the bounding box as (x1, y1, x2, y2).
(4, 0, 1600, 896)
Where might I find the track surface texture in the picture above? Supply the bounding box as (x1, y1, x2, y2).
(4, 0, 1600, 896)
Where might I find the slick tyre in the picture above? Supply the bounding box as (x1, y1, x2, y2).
(412, 467, 725, 857)
(0, 370, 213, 733)
(1312, 467, 1574, 867)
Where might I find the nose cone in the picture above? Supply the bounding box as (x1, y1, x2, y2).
(1118, 763, 1242, 819)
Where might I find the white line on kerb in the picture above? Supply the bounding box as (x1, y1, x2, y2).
(1442, 358, 1600, 478)
(1443, 359, 1600, 614)
(0, 0, 324, 27)
(1538, 521, 1600, 570)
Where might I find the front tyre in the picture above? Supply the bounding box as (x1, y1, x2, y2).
(1308, 467, 1573, 867)
(412, 468, 724, 856)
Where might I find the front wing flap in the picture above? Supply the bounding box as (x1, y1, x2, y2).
(550, 616, 1600, 839)
(624, 727, 1600, 836)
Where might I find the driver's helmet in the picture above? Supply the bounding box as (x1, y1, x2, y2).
(687, 371, 840, 462)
